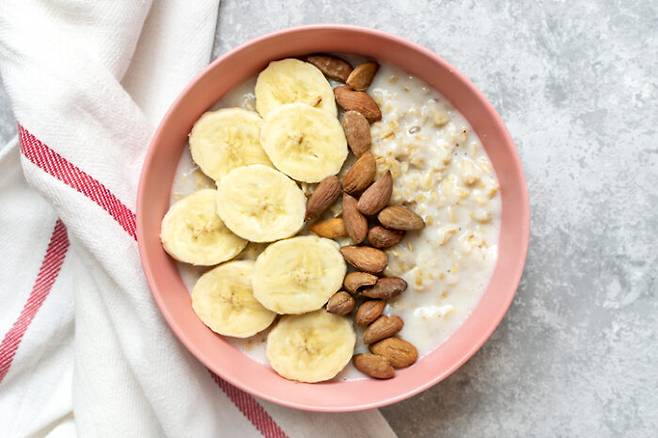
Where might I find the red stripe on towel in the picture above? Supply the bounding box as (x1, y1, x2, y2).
(18, 126, 137, 239)
(0, 219, 69, 383)
(17, 125, 287, 437)
(211, 372, 288, 438)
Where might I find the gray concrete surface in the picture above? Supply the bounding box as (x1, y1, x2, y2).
(214, 2, 658, 436)
(2, 1, 657, 436)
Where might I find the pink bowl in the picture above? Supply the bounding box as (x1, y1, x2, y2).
(137, 25, 529, 411)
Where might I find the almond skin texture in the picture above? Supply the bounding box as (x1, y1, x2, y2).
(362, 277, 407, 300)
(363, 315, 404, 344)
(334, 86, 382, 123)
(357, 171, 392, 215)
(377, 205, 425, 231)
(342, 194, 368, 244)
(370, 337, 418, 369)
(355, 300, 386, 326)
(343, 151, 376, 194)
(344, 271, 378, 294)
(367, 226, 404, 249)
(309, 218, 347, 239)
(340, 246, 388, 273)
(346, 62, 379, 91)
(341, 111, 371, 157)
(326, 291, 355, 316)
(305, 176, 341, 222)
(354, 354, 395, 379)
(307, 55, 353, 82)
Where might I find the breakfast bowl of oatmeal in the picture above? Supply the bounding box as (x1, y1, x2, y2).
(137, 25, 529, 411)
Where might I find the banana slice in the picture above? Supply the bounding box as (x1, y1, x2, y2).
(189, 108, 271, 181)
(161, 189, 247, 266)
(191, 260, 276, 338)
(255, 58, 337, 118)
(252, 235, 346, 314)
(260, 103, 348, 182)
(267, 310, 356, 383)
(216, 164, 306, 242)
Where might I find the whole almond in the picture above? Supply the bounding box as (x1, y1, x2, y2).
(307, 55, 353, 82)
(346, 62, 379, 91)
(310, 218, 347, 239)
(367, 226, 404, 249)
(326, 291, 355, 316)
(357, 171, 392, 215)
(305, 176, 341, 222)
(334, 86, 382, 123)
(362, 277, 407, 300)
(340, 246, 388, 273)
(341, 111, 371, 157)
(342, 194, 368, 244)
(377, 205, 425, 231)
(343, 151, 376, 194)
(353, 354, 394, 379)
(344, 271, 378, 294)
(355, 300, 386, 326)
(363, 315, 404, 344)
(370, 337, 418, 369)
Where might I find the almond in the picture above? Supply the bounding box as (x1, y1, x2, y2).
(367, 226, 404, 249)
(346, 62, 379, 91)
(309, 218, 347, 239)
(357, 171, 392, 215)
(305, 176, 341, 222)
(344, 271, 378, 294)
(355, 300, 385, 326)
(340, 246, 388, 273)
(341, 111, 371, 157)
(377, 205, 425, 230)
(362, 277, 407, 300)
(353, 353, 395, 379)
(307, 55, 353, 82)
(363, 315, 404, 344)
(342, 151, 376, 194)
(326, 291, 355, 316)
(370, 337, 418, 369)
(334, 86, 382, 123)
(342, 194, 368, 244)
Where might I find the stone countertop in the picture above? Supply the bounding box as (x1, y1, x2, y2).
(214, 2, 658, 436)
(2, 1, 657, 436)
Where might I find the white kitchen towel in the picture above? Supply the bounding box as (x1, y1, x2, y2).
(0, 1, 396, 437)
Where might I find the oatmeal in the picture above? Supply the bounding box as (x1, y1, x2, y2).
(367, 64, 500, 357)
(169, 57, 500, 381)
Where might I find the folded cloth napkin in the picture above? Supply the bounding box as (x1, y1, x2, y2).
(0, 1, 396, 436)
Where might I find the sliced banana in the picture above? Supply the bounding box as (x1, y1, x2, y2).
(216, 164, 305, 242)
(255, 58, 337, 118)
(161, 189, 247, 266)
(260, 103, 348, 182)
(191, 260, 276, 338)
(266, 310, 356, 383)
(189, 108, 271, 181)
(252, 235, 346, 314)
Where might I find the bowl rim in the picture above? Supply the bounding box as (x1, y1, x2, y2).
(137, 24, 530, 411)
